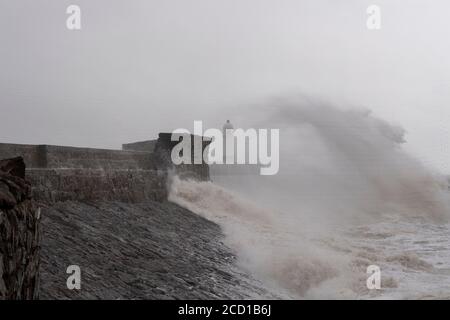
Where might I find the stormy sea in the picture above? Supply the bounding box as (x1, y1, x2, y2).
(169, 98, 450, 299)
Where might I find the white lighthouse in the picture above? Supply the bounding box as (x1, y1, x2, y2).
(222, 120, 234, 164)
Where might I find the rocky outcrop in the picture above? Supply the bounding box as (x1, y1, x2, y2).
(0, 157, 41, 300)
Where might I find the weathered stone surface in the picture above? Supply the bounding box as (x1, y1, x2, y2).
(26, 168, 168, 203)
(0, 144, 45, 169)
(0, 143, 156, 170)
(0, 133, 212, 204)
(39, 200, 276, 299)
(0, 157, 40, 300)
(0, 138, 266, 300)
(122, 140, 157, 153)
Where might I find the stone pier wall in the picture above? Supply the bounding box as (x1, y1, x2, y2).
(27, 168, 168, 203)
(0, 143, 156, 170)
(0, 133, 211, 203)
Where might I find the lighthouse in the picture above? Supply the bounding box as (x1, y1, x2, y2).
(222, 120, 234, 164)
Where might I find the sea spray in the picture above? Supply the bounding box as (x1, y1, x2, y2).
(169, 96, 450, 298)
(169, 176, 344, 298)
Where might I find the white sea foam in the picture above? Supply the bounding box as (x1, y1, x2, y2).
(169, 97, 450, 298)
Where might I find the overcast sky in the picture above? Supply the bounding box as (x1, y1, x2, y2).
(1, 0, 449, 172)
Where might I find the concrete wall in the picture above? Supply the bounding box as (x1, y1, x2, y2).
(0, 135, 211, 299)
(44, 145, 156, 170)
(0, 143, 165, 202)
(0, 134, 211, 203)
(0, 143, 45, 168)
(0, 143, 157, 170)
(27, 168, 167, 203)
(122, 140, 157, 153)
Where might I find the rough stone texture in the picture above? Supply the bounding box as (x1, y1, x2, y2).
(0, 143, 156, 170)
(39, 200, 276, 299)
(44, 145, 156, 170)
(0, 157, 41, 300)
(0, 133, 212, 204)
(26, 168, 168, 203)
(0, 144, 46, 169)
(0, 136, 256, 300)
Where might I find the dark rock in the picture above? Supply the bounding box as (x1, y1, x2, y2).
(0, 157, 40, 300)
(0, 181, 16, 208)
(0, 157, 26, 179)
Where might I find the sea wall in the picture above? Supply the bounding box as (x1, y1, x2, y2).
(0, 143, 156, 170)
(0, 143, 46, 168)
(0, 133, 211, 203)
(27, 168, 167, 203)
(0, 134, 212, 300)
(122, 139, 157, 153)
(44, 145, 156, 170)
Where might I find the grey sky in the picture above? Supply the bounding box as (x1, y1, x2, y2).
(1, 0, 449, 172)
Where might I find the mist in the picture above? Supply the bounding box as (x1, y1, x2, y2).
(1, 0, 450, 172)
(169, 97, 450, 298)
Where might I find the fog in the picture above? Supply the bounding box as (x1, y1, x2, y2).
(1, 0, 449, 172)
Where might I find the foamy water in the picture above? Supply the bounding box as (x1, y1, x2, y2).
(169, 177, 450, 299)
(169, 98, 450, 299)
(342, 219, 450, 299)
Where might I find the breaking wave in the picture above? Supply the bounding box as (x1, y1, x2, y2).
(169, 97, 450, 298)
